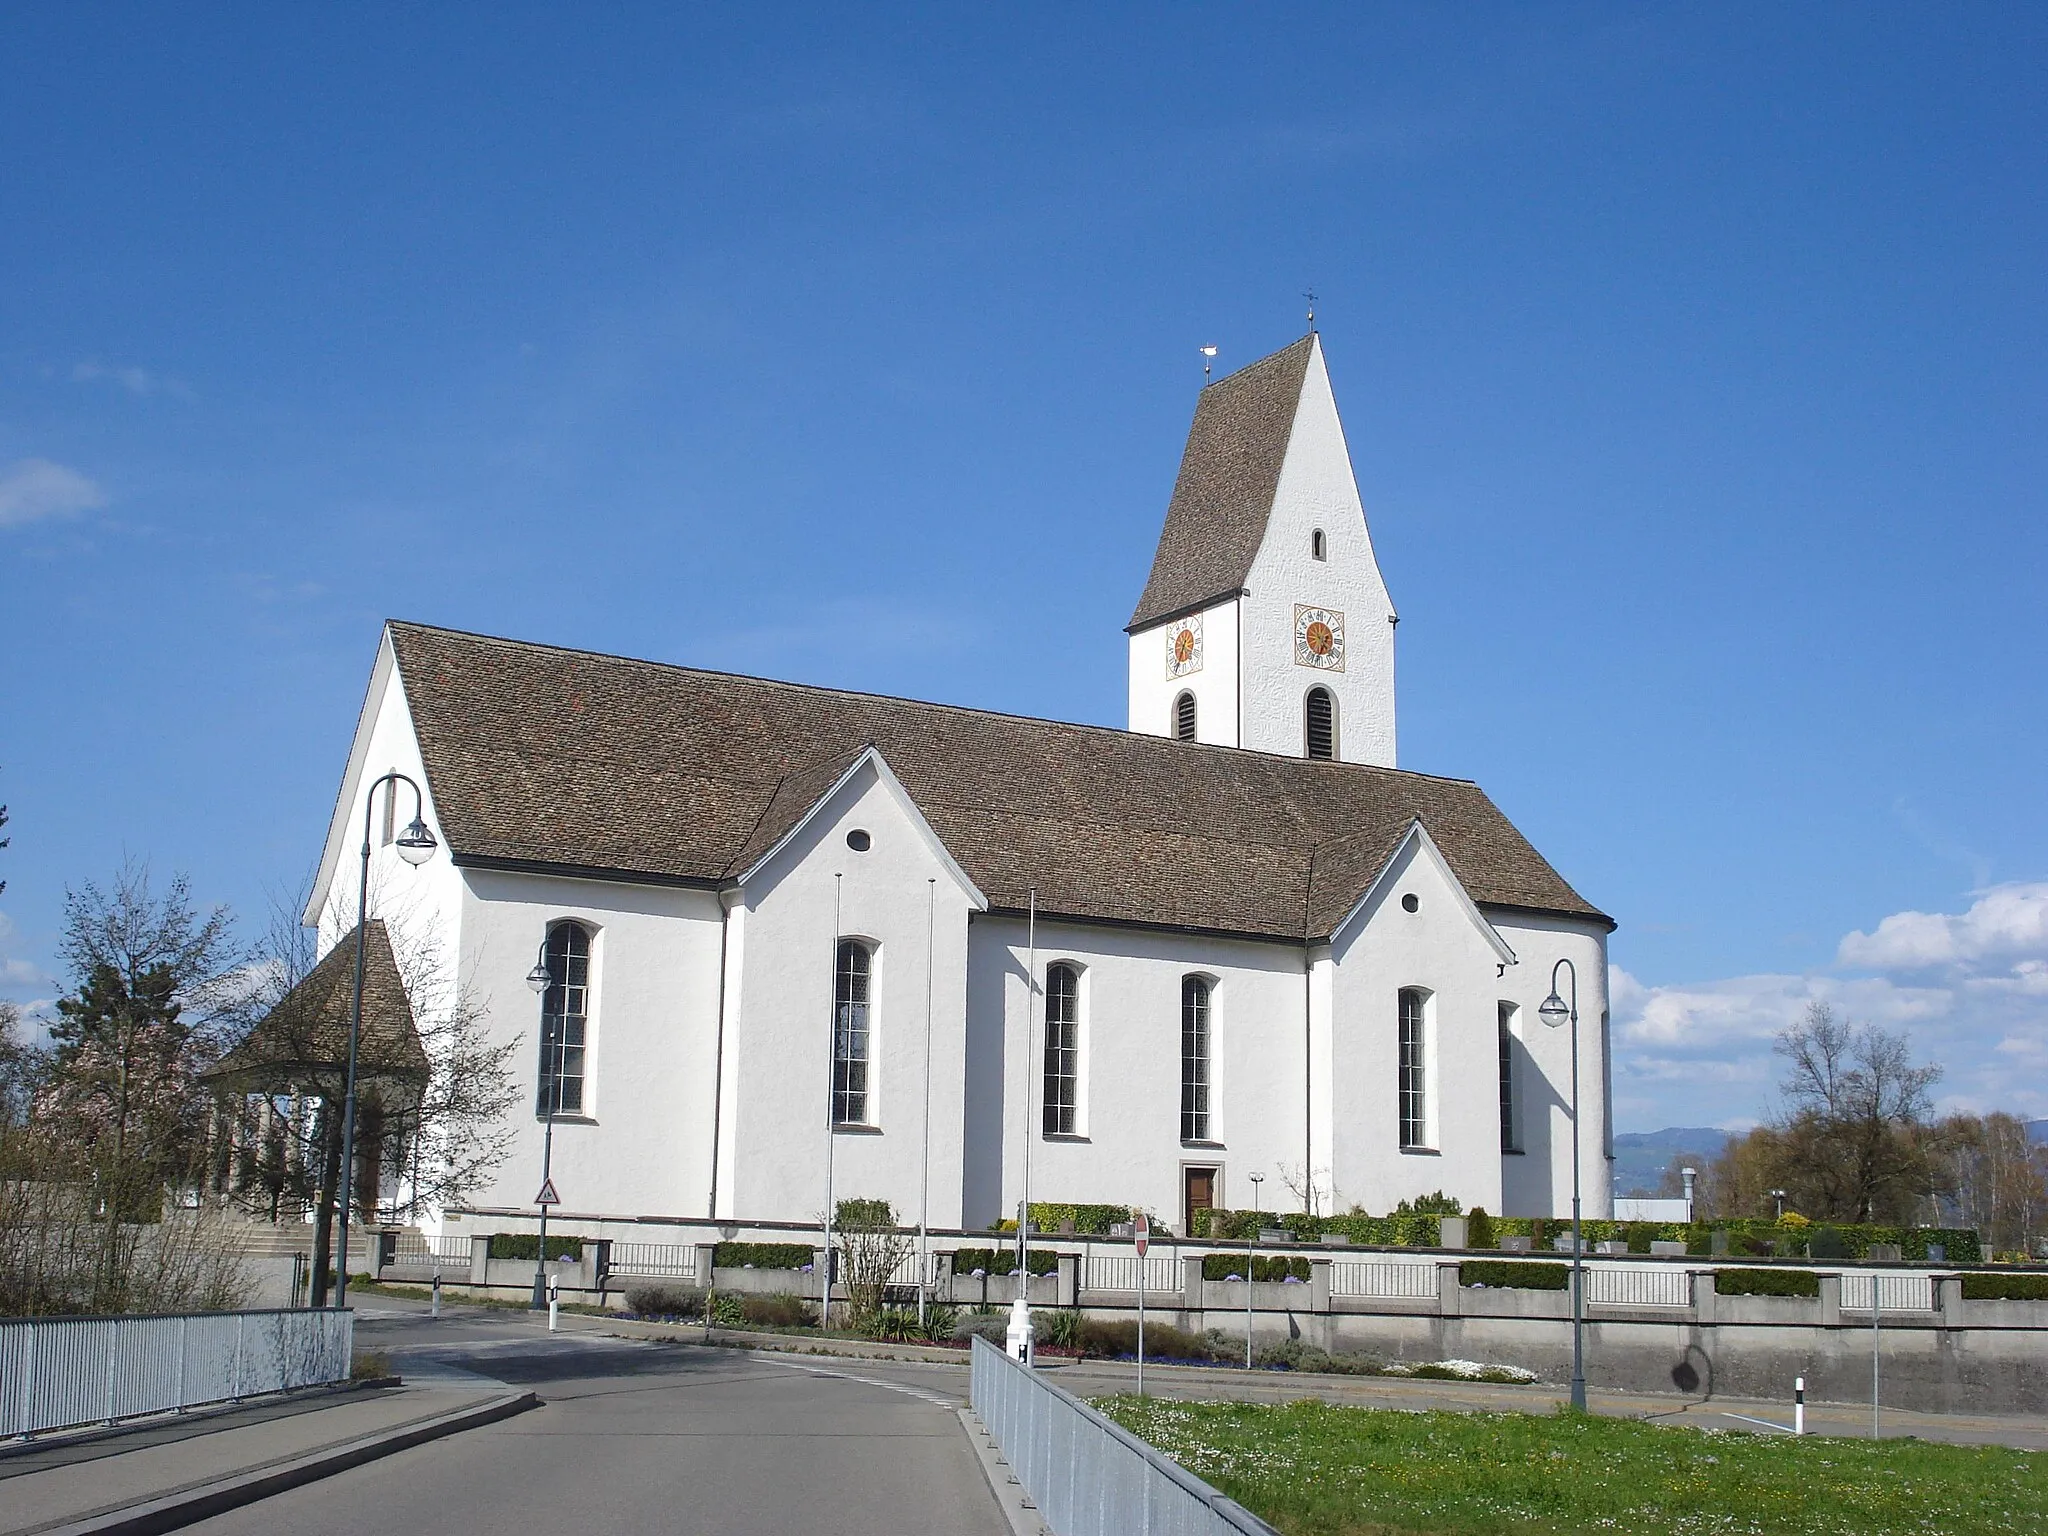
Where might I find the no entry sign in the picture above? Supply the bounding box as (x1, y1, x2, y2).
(1134, 1211, 1150, 1258)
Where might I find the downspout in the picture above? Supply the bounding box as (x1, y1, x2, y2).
(1304, 938, 1314, 1212)
(705, 888, 737, 1217)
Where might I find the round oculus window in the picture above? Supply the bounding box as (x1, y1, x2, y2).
(1401, 893, 1419, 913)
(846, 829, 872, 852)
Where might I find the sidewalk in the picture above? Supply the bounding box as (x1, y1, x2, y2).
(0, 1382, 533, 1536)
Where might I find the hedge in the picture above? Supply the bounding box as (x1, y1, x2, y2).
(1460, 1260, 1568, 1291)
(1202, 1254, 1311, 1282)
(488, 1233, 583, 1262)
(1713, 1268, 1819, 1298)
(950, 1247, 1059, 1277)
(1960, 1272, 2048, 1301)
(713, 1241, 815, 1270)
(1025, 1202, 1139, 1236)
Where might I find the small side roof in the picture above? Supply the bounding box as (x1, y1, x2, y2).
(1127, 335, 1316, 631)
(208, 920, 428, 1089)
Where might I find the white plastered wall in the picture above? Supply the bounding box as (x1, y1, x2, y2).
(1240, 337, 1397, 766)
(1126, 596, 1242, 746)
(726, 756, 978, 1228)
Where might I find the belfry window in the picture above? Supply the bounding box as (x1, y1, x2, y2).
(1311, 528, 1327, 561)
(1305, 687, 1336, 760)
(833, 940, 873, 1125)
(1173, 691, 1197, 742)
(1180, 976, 1212, 1142)
(538, 922, 591, 1117)
(1398, 987, 1428, 1150)
(1043, 963, 1080, 1135)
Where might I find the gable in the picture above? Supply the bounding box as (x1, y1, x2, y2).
(1327, 821, 1517, 966)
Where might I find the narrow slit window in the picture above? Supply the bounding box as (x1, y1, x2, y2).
(1173, 690, 1197, 741)
(1311, 528, 1327, 561)
(1398, 987, 1427, 1150)
(1181, 976, 1212, 1142)
(1043, 963, 1079, 1135)
(1498, 1002, 1519, 1152)
(834, 940, 872, 1125)
(1306, 687, 1336, 760)
(538, 922, 591, 1117)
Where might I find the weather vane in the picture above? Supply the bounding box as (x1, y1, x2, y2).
(1303, 289, 1318, 331)
(1200, 344, 1218, 379)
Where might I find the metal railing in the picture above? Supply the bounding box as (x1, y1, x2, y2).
(1587, 1266, 1692, 1307)
(1330, 1261, 1437, 1299)
(607, 1242, 696, 1280)
(970, 1335, 1279, 1536)
(1841, 1273, 1935, 1312)
(1085, 1254, 1183, 1294)
(0, 1308, 354, 1438)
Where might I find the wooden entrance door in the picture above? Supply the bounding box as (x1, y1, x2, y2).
(1183, 1166, 1217, 1234)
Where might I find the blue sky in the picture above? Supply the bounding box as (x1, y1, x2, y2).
(3, 5, 2044, 1132)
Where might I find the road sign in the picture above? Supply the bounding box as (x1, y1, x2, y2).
(535, 1177, 560, 1206)
(1134, 1211, 1150, 1258)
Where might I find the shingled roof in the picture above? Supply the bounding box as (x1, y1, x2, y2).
(1127, 336, 1315, 632)
(386, 623, 1609, 941)
(209, 920, 428, 1088)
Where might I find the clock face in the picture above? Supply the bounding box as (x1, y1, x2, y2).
(1294, 604, 1345, 671)
(1165, 616, 1204, 678)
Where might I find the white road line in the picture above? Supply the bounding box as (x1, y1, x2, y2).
(1718, 1411, 1794, 1434)
(772, 1357, 959, 1409)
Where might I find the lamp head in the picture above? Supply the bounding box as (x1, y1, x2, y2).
(395, 817, 438, 866)
(1537, 991, 1570, 1029)
(525, 959, 552, 995)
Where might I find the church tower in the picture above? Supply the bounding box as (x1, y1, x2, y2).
(1127, 334, 1397, 766)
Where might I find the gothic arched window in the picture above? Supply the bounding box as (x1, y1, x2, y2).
(1180, 976, 1212, 1142)
(1173, 690, 1197, 742)
(538, 922, 592, 1117)
(834, 939, 873, 1125)
(1043, 963, 1080, 1135)
(1305, 686, 1337, 760)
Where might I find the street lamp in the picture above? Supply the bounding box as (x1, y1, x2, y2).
(1770, 1189, 1788, 1221)
(1537, 958, 1587, 1412)
(334, 772, 437, 1310)
(1245, 1171, 1265, 1370)
(526, 940, 558, 1310)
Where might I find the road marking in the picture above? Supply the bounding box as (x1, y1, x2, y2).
(772, 1357, 959, 1409)
(1718, 1411, 1795, 1434)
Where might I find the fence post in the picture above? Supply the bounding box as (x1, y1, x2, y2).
(176, 1315, 189, 1412)
(232, 1312, 245, 1403)
(19, 1321, 37, 1439)
(103, 1317, 119, 1424)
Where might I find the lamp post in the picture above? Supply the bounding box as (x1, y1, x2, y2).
(334, 772, 437, 1311)
(1537, 959, 1587, 1412)
(1245, 1171, 1265, 1370)
(525, 940, 557, 1309)
(1770, 1189, 1788, 1221)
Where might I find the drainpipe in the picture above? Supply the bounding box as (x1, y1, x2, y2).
(705, 888, 740, 1217)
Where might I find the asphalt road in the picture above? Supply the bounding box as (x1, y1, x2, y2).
(181, 1303, 1012, 1536)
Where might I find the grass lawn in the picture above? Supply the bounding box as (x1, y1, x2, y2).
(1094, 1396, 2044, 1536)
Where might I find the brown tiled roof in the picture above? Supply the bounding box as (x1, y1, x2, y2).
(1127, 336, 1315, 632)
(388, 623, 1609, 940)
(209, 921, 428, 1087)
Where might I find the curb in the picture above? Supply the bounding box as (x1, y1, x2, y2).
(30, 1391, 539, 1536)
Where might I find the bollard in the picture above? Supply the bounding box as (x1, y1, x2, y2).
(1005, 1295, 1034, 1365)
(548, 1274, 560, 1333)
(1794, 1377, 1805, 1436)
(431, 1271, 442, 1319)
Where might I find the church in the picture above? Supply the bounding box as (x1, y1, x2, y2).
(303, 332, 1614, 1237)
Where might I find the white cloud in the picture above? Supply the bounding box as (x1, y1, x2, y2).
(70, 361, 192, 401)
(1615, 882, 2048, 1130)
(1838, 882, 2048, 970)
(0, 458, 106, 528)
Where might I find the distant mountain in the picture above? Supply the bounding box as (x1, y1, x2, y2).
(1611, 1127, 1732, 1198)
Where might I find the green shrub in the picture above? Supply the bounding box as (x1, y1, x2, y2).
(707, 1291, 745, 1327)
(1714, 1268, 1819, 1298)
(714, 1242, 815, 1270)
(1393, 1191, 1463, 1216)
(739, 1291, 817, 1328)
(1466, 1208, 1496, 1249)
(1076, 1317, 1232, 1363)
(623, 1283, 705, 1318)
(949, 1247, 1058, 1277)
(1202, 1254, 1311, 1282)
(1960, 1272, 2048, 1301)
(921, 1302, 960, 1341)
(1026, 1202, 1137, 1236)
(488, 1233, 583, 1262)
(1460, 1260, 1568, 1291)
(1032, 1309, 1083, 1349)
(859, 1306, 924, 1341)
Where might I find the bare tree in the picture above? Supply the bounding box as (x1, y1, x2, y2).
(833, 1197, 912, 1326)
(1930, 1112, 2048, 1256)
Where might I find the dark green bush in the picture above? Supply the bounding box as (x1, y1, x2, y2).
(623, 1283, 704, 1318)
(1202, 1254, 1311, 1282)
(1031, 1309, 1083, 1349)
(1960, 1272, 2048, 1301)
(714, 1242, 815, 1270)
(950, 1247, 1058, 1277)
(1076, 1318, 1231, 1363)
(488, 1233, 583, 1262)
(1253, 1337, 1390, 1374)
(1460, 1261, 1568, 1291)
(1713, 1268, 1819, 1298)
(1394, 1191, 1463, 1216)
(1466, 1208, 1496, 1249)
(1026, 1202, 1136, 1235)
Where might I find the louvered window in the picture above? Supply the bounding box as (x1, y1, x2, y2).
(1174, 691, 1197, 741)
(1306, 687, 1336, 760)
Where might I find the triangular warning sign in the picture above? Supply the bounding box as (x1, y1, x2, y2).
(535, 1178, 560, 1206)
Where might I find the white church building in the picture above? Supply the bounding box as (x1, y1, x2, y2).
(305, 333, 1614, 1236)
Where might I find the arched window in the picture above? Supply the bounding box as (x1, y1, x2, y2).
(538, 922, 592, 1117)
(1398, 987, 1428, 1150)
(1497, 1002, 1520, 1153)
(1173, 690, 1197, 742)
(1180, 976, 1212, 1142)
(1305, 686, 1337, 760)
(833, 940, 872, 1125)
(1311, 528, 1327, 561)
(1043, 963, 1080, 1135)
